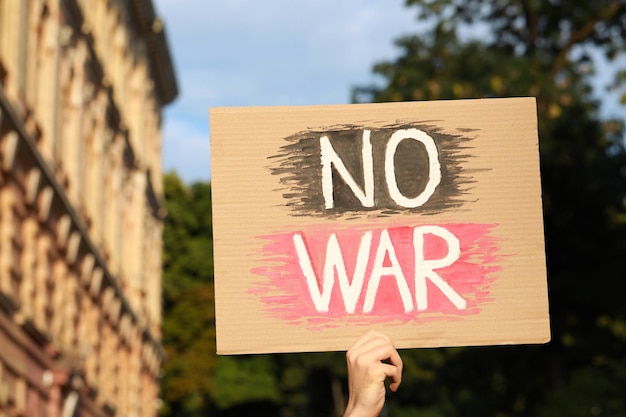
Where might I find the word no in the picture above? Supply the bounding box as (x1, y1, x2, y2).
(321, 128, 440, 209)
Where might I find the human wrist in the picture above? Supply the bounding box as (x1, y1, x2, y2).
(343, 402, 379, 417)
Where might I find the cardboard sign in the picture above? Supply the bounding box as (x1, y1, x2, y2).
(210, 98, 550, 354)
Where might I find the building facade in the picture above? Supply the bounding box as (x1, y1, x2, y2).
(0, 0, 177, 416)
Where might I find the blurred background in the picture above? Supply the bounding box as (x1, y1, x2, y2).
(0, 1, 625, 417)
(159, 1, 626, 416)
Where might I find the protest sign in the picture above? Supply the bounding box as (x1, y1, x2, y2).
(210, 98, 550, 354)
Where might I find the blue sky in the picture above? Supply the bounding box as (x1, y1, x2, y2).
(153, 0, 420, 183)
(153, 1, 625, 184)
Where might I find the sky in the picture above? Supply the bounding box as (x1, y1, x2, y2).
(153, 1, 625, 184)
(152, 0, 421, 184)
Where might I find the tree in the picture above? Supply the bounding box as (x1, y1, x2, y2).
(353, 1, 626, 416)
(160, 173, 217, 416)
(160, 173, 349, 417)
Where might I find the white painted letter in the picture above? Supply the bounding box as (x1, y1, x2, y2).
(293, 232, 372, 313)
(321, 129, 374, 209)
(413, 226, 466, 311)
(385, 128, 441, 208)
(363, 229, 414, 313)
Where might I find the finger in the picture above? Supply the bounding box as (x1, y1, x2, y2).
(347, 341, 388, 367)
(351, 329, 391, 351)
(388, 345, 403, 390)
(350, 331, 394, 357)
(380, 361, 401, 380)
(347, 343, 389, 370)
(389, 377, 402, 392)
(385, 361, 402, 392)
(372, 345, 402, 391)
(387, 346, 403, 373)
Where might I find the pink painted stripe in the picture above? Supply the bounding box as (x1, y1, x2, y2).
(250, 223, 502, 329)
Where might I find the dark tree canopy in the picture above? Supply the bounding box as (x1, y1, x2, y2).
(160, 173, 217, 416)
(353, 1, 626, 416)
(160, 173, 348, 417)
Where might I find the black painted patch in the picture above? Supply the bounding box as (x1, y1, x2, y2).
(267, 122, 484, 219)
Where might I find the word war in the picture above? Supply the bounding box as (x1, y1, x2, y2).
(251, 223, 501, 324)
(294, 225, 463, 313)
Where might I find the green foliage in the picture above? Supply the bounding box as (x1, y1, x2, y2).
(354, 1, 626, 416)
(160, 172, 347, 417)
(160, 173, 217, 416)
(213, 355, 281, 409)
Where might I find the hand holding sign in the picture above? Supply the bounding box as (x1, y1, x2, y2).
(344, 330, 403, 417)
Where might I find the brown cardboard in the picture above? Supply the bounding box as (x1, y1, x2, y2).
(210, 98, 550, 354)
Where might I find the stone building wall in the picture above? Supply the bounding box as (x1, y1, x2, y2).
(0, 0, 177, 416)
